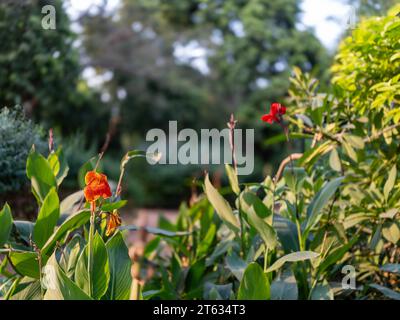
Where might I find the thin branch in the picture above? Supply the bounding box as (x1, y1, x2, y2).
(273, 153, 303, 183)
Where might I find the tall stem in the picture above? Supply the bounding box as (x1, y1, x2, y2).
(87, 202, 95, 297)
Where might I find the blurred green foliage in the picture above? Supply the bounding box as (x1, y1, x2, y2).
(332, 4, 400, 121)
(0, 0, 108, 137)
(0, 107, 46, 193)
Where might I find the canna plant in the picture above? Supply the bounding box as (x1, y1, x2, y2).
(0, 144, 172, 300)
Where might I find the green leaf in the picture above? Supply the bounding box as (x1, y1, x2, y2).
(270, 269, 298, 300)
(41, 210, 90, 256)
(47, 148, 69, 186)
(384, 165, 397, 201)
(119, 225, 190, 237)
(273, 215, 300, 253)
(342, 141, 357, 162)
(369, 284, 400, 300)
(78, 157, 97, 189)
(382, 222, 400, 244)
(104, 232, 132, 300)
(12, 221, 34, 245)
(26, 148, 57, 204)
(225, 164, 240, 195)
(43, 253, 92, 300)
(329, 148, 342, 172)
(33, 188, 60, 248)
(204, 174, 239, 232)
(101, 200, 128, 212)
(225, 252, 247, 281)
(59, 190, 84, 216)
(238, 263, 269, 300)
(0, 203, 13, 247)
(241, 192, 277, 250)
(241, 191, 271, 219)
(9, 277, 41, 300)
(266, 251, 319, 273)
(9, 251, 40, 279)
(298, 141, 332, 168)
(345, 135, 365, 149)
(317, 237, 358, 275)
(305, 177, 344, 232)
(75, 232, 110, 299)
(310, 282, 334, 300)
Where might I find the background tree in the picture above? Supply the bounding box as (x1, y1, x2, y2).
(0, 0, 107, 137)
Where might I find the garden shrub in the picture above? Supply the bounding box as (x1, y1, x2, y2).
(0, 107, 46, 194)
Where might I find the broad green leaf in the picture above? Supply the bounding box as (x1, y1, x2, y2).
(369, 284, 400, 300)
(380, 209, 398, 219)
(204, 174, 239, 232)
(270, 269, 298, 300)
(305, 177, 344, 232)
(238, 263, 269, 300)
(384, 165, 397, 201)
(26, 148, 57, 204)
(266, 251, 319, 273)
(9, 251, 40, 279)
(9, 277, 41, 300)
(310, 282, 334, 300)
(342, 141, 357, 162)
(75, 232, 110, 299)
(185, 259, 206, 298)
(273, 215, 300, 253)
(43, 253, 92, 300)
(225, 164, 240, 195)
(0, 203, 13, 247)
(12, 221, 34, 245)
(382, 222, 400, 244)
(41, 210, 90, 256)
(329, 148, 342, 172)
(241, 191, 271, 219)
(242, 202, 277, 250)
(345, 135, 365, 149)
(101, 200, 128, 212)
(47, 148, 69, 186)
(33, 188, 60, 248)
(78, 157, 96, 189)
(343, 213, 372, 229)
(104, 232, 132, 300)
(225, 252, 247, 281)
(60, 236, 84, 278)
(60, 190, 83, 215)
(283, 167, 306, 192)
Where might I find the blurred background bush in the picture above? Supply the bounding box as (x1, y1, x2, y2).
(0, 0, 397, 212)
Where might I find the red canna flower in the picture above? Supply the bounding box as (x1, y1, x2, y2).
(261, 103, 287, 124)
(83, 170, 112, 203)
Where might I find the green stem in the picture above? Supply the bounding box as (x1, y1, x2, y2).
(296, 219, 304, 251)
(263, 247, 269, 272)
(88, 208, 95, 297)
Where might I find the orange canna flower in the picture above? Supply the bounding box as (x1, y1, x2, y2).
(106, 210, 122, 236)
(83, 170, 112, 203)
